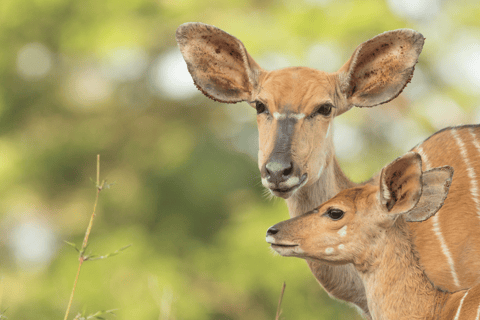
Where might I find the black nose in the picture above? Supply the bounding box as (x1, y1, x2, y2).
(266, 226, 279, 236)
(265, 161, 293, 184)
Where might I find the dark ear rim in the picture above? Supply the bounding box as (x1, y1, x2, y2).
(175, 22, 263, 104)
(338, 28, 425, 109)
(405, 166, 454, 222)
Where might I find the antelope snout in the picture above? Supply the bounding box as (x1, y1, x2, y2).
(265, 160, 293, 185)
(266, 226, 279, 236)
(266, 225, 280, 244)
(262, 159, 307, 198)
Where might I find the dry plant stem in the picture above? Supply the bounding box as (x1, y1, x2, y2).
(64, 154, 103, 320)
(275, 282, 286, 320)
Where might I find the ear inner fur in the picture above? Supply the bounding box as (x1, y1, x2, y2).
(339, 29, 425, 108)
(379, 152, 423, 215)
(176, 22, 262, 103)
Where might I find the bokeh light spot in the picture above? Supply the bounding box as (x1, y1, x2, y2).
(16, 43, 53, 80)
(150, 49, 198, 100)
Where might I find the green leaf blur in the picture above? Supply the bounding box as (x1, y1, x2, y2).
(1, 0, 479, 319)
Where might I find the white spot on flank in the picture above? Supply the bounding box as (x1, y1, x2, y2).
(454, 290, 469, 320)
(452, 129, 480, 217)
(337, 225, 347, 237)
(338, 244, 345, 250)
(325, 247, 334, 254)
(416, 145, 460, 287)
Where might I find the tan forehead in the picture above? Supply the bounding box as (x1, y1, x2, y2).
(258, 67, 337, 113)
(321, 185, 378, 212)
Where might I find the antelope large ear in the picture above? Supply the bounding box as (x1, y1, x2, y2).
(176, 22, 263, 104)
(336, 29, 424, 115)
(379, 152, 423, 215)
(404, 166, 453, 222)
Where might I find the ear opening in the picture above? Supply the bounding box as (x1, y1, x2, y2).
(404, 166, 454, 222)
(379, 152, 423, 215)
(337, 29, 424, 111)
(176, 22, 263, 104)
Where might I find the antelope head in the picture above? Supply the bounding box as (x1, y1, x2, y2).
(176, 23, 425, 199)
(266, 152, 453, 266)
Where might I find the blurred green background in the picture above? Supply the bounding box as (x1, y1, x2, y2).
(1, 0, 480, 319)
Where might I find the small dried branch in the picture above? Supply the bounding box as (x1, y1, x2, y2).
(275, 282, 286, 320)
(64, 155, 106, 320)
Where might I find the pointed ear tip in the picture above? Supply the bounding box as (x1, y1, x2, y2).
(176, 22, 213, 41)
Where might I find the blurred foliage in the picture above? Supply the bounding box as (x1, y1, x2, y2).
(0, 0, 479, 319)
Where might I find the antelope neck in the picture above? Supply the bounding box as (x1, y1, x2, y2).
(359, 219, 445, 320)
(286, 156, 355, 218)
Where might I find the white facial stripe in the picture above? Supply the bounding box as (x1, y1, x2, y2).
(325, 123, 330, 139)
(273, 112, 306, 120)
(325, 247, 334, 254)
(289, 113, 305, 120)
(337, 225, 347, 237)
(317, 163, 325, 179)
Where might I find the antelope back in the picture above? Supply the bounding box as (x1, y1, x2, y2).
(411, 124, 480, 292)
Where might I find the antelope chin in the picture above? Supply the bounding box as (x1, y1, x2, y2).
(266, 174, 308, 199)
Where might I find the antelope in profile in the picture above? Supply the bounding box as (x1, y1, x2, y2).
(266, 152, 480, 320)
(177, 23, 480, 317)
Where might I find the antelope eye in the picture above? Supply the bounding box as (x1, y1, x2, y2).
(326, 208, 345, 220)
(255, 101, 269, 115)
(318, 103, 333, 116)
(310, 103, 333, 118)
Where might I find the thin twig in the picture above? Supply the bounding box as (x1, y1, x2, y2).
(275, 282, 286, 320)
(64, 155, 104, 320)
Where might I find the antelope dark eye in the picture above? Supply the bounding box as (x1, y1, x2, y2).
(326, 208, 345, 220)
(255, 101, 269, 115)
(318, 103, 333, 116)
(310, 103, 333, 118)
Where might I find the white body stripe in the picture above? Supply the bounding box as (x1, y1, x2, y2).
(416, 145, 461, 288)
(476, 302, 480, 320)
(452, 129, 480, 217)
(454, 290, 469, 320)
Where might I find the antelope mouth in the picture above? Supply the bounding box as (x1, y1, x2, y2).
(269, 174, 308, 198)
(266, 236, 301, 255)
(269, 243, 302, 256)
